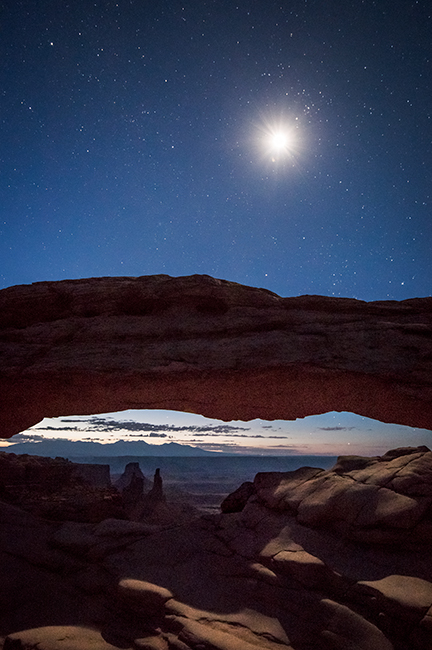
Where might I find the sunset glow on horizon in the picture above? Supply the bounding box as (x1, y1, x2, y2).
(2, 409, 430, 458)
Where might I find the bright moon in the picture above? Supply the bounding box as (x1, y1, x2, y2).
(259, 122, 298, 162)
(252, 116, 300, 165)
(269, 131, 290, 151)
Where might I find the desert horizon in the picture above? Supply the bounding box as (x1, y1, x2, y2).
(2, 408, 432, 458)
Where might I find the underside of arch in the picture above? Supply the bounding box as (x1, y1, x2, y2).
(0, 274, 431, 438)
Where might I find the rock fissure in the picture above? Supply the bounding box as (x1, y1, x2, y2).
(384, 452, 429, 488)
(209, 621, 290, 648)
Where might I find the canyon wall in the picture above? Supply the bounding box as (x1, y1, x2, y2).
(0, 274, 431, 438)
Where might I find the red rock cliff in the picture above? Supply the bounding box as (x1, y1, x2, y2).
(0, 274, 431, 437)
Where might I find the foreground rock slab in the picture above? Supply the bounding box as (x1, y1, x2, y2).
(1, 274, 431, 437)
(4, 626, 126, 650)
(2, 447, 432, 650)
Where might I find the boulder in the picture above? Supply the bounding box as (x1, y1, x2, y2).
(220, 481, 255, 513)
(246, 446, 432, 545)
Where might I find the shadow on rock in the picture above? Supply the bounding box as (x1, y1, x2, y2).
(2, 447, 432, 650)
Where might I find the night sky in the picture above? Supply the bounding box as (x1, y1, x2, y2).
(1, 0, 431, 300)
(1, 1, 431, 451)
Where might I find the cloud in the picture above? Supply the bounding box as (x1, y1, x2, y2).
(121, 432, 170, 439)
(317, 426, 356, 432)
(55, 417, 251, 435)
(8, 433, 48, 443)
(186, 432, 290, 440)
(33, 426, 80, 432)
(191, 441, 309, 455)
(136, 432, 170, 438)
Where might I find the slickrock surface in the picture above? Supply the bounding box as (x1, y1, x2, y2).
(2, 446, 432, 650)
(251, 445, 432, 545)
(1, 274, 432, 437)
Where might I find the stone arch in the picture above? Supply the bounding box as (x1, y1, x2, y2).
(0, 274, 431, 438)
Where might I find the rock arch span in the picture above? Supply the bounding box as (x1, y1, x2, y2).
(0, 274, 431, 438)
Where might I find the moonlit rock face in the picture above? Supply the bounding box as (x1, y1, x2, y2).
(0, 273, 431, 438)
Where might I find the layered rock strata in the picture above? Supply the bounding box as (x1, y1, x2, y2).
(2, 447, 432, 650)
(0, 274, 431, 438)
(0, 451, 122, 522)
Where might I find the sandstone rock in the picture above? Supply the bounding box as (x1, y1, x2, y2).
(117, 579, 173, 619)
(353, 487, 429, 529)
(319, 599, 394, 650)
(220, 481, 255, 513)
(114, 465, 169, 522)
(259, 532, 304, 561)
(414, 605, 432, 648)
(271, 549, 348, 593)
(356, 575, 432, 621)
(387, 451, 432, 496)
(0, 451, 121, 522)
(421, 605, 432, 631)
(0, 275, 431, 438)
(296, 475, 375, 527)
(245, 446, 432, 544)
(145, 468, 165, 505)
(94, 518, 157, 537)
(52, 521, 100, 554)
(0, 451, 76, 494)
(165, 582, 292, 645)
(115, 463, 147, 520)
(114, 462, 149, 493)
(73, 463, 111, 488)
(3, 625, 127, 650)
(157, 634, 190, 650)
(334, 447, 432, 488)
(51, 518, 157, 564)
(169, 616, 292, 650)
(253, 467, 324, 510)
(133, 635, 168, 650)
(4, 447, 432, 650)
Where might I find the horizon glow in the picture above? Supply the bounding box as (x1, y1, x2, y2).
(2, 410, 431, 457)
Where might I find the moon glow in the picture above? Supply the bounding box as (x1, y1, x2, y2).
(269, 131, 290, 151)
(255, 120, 299, 164)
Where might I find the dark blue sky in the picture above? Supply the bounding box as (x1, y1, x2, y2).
(1, 0, 431, 300)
